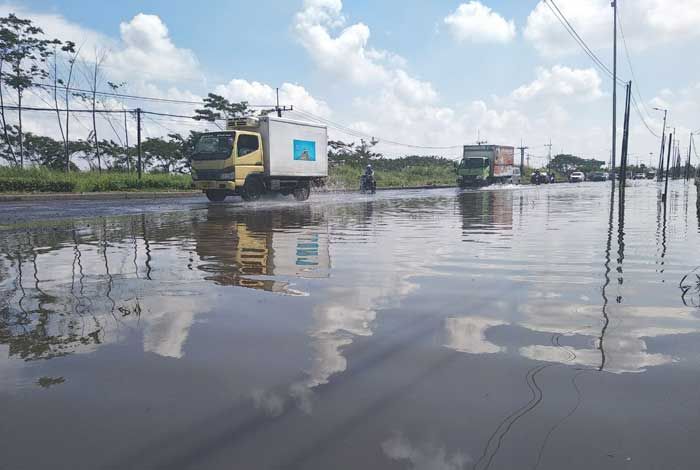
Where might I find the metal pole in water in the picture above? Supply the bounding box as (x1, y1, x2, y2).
(137, 108, 142, 180)
(611, 0, 618, 186)
(619, 81, 632, 206)
(663, 132, 673, 202)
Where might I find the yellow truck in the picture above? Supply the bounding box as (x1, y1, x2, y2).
(191, 116, 328, 202)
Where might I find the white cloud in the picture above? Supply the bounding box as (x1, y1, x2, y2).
(108, 14, 200, 82)
(215, 79, 332, 117)
(382, 433, 471, 470)
(444, 2, 516, 44)
(512, 65, 603, 101)
(443, 316, 506, 354)
(293, 0, 388, 85)
(524, 0, 700, 56)
(0, 3, 112, 53)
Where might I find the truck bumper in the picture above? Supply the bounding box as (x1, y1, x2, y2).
(193, 180, 236, 191)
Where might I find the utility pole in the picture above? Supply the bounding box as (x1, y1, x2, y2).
(663, 132, 672, 202)
(136, 108, 142, 180)
(273, 88, 293, 117)
(619, 81, 632, 197)
(611, 0, 618, 186)
(517, 140, 528, 175)
(653, 107, 667, 179)
(688, 133, 694, 181)
(124, 110, 130, 173)
(545, 139, 552, 168)
(276, 88, 281, 117)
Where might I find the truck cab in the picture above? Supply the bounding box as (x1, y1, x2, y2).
(191, 127, 265, 202)
(457, 157, 490, 187)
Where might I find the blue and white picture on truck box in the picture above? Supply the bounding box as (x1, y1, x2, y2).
(293, 139, 316, 161)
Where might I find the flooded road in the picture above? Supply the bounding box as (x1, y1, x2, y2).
(1, 181, 700, 469)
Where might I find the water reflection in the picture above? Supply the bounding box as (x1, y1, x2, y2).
(2, 183, 700, 469)
(0, 207, 333, 366)
(459, 190, 513, 237)
(195, 208, 330, 294)
(382, 433, 470, 470)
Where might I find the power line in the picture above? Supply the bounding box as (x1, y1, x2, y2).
(545, 0, 625, 86)
(616, 7, 660, 138)
(630, 94, 660, 138)
(546, 0, 663, 140)
(26, 86, 93, 133)
(2, 73, 275, 108)
(293, 108, 463, 150)
(0, 104, 128, 114)
(32, 82, 277, 108)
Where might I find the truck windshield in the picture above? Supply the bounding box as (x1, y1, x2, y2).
(193, 133, 234, 160)
(462, 158, 487, 169)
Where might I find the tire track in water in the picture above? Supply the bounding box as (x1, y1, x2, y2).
(474, 326, 592, 470)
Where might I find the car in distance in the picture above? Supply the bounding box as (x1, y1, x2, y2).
(569, 171, 585, 183)
(589, 172, 608, 182)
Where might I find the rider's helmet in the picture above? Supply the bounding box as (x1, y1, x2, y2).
(366, 164, 372, 171)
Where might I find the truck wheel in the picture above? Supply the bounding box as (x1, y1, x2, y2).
(241, 177, 264, 202)
(293, 184, 310, 201)
(205, 190, 226, 202)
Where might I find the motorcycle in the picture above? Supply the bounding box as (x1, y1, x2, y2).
(531, 171, 542, 185)
(360, 174, 377, 194)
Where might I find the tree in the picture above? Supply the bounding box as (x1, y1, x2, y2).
(327, 138, 383, 165)
(549, 154, 605, 176)
(328, 140, 356, 161)
(355, 138, 382, 160)
(0, 14, 57, 167)
(67, 139, 91, 168)
(47, 40, 80, 172)
(74, 48, 108, 172)
(99, 140, 128, 171)
(0, 123, 19, 165)
(23, 133, 64, 169)
(193, 93, 254, 122)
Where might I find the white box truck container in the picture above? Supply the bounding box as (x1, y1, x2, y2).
(191, 115, 328, 202)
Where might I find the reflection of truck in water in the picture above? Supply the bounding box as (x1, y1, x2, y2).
(458, 190, 514, 233)
(191, 116, 328, 202)
(193, 213, 329, 294)
(456, 145, 515, 187)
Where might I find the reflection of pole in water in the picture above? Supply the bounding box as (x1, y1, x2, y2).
(16, 249, 27, 317)
(141, 214, 152, 280)
(131, 219, 139, 279)
(102, 221, 117, 319)
(599, 186, 615, 371)
(616, 185, 626, 294)
(697, 192, 700, 233)
(660, 200, 668, 276)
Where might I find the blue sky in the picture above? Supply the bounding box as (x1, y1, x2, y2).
(5, 0, 700, 164)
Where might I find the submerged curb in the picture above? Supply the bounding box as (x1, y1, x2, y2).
(0, 190, 202, 203)
(1, 185, 459, 202)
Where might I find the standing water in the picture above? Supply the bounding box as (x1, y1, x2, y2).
(1, 181, 699, 469)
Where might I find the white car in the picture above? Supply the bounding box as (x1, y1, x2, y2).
(569, 171, 585, 183)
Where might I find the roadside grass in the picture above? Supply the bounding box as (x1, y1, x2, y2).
(0, 167, 192, 193)
(328, 163, 456, 189)
(0, 163, 458, 193)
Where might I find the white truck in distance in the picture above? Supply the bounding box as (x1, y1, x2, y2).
(191, 116, 328, 202)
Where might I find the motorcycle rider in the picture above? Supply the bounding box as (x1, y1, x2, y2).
(361, 164, 376, 192)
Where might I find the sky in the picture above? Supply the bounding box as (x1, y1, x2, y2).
(4, 0, 700, 166)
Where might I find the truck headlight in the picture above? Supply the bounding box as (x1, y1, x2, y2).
(220, 172, 234, 180)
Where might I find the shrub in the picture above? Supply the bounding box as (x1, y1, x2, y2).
(0, 177, 75, 192)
